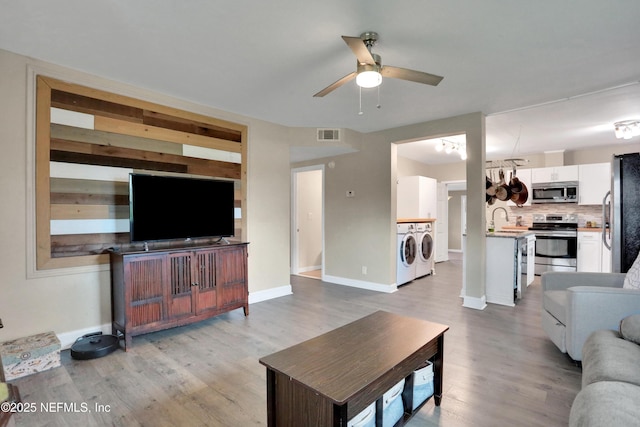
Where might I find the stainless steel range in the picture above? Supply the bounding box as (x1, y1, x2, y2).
(528, 213, 578, 275)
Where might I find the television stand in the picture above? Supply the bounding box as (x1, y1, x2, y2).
(110, 242, 249, 350)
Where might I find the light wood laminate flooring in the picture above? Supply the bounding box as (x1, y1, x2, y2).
(11, 253, 581, 426)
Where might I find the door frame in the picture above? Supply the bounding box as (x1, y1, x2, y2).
(291, 165, 325, 276)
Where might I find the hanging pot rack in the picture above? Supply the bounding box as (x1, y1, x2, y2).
(485, 158, 530, 207)
(485, 158, 529, 170)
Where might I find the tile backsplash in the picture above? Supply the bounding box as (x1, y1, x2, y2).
(488, 202, 604, 229)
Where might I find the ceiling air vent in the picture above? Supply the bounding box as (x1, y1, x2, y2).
(317, 128, 341, 142)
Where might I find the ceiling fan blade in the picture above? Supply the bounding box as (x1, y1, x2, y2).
(313, 72, 357, 97)
(341, 36, 375, 65)
(381, 66, 444, 86)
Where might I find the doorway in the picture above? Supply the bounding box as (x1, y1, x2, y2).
(291, 166, 324, 278)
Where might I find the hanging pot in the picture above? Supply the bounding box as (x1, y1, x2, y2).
(510, 181, 529, 207)
(485, 177, 495, 202)
(495, 169, 512, 201)
(486, 170, 498, 197)
(509, 171, 523, 193)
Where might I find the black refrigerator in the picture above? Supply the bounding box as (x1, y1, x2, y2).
(608, 153, 640, 273)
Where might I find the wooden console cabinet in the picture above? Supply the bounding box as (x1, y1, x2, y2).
(110, 243, 248, 350)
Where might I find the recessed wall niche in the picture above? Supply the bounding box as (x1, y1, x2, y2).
(35, 76, 247, 270)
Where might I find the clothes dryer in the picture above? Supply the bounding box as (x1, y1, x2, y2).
(415, 222, 435, 277)
(397, 223, 417, 285)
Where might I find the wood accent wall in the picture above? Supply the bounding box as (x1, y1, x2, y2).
(35, 76, 247, 270)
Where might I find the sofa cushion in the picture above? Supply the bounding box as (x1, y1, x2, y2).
(623, 252, 640, 289)
(581, 329, 640, 388)
(543, 290, 567, 325)
(620, 314, 640, 345)
(569, 381, 640, 427)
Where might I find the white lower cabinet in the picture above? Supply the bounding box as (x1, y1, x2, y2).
(577, 231, 602, 272)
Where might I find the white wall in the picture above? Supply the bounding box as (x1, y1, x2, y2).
(0, 49, 291, 345)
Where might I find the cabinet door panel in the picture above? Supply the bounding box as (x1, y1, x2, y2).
(168, 253, 196, 318)
(195, 250, 218, 313)
(217, 246, 247, 308)
(126, 256, 166, 327)
(577, 232, 602, 272)
(578, 163, 611, 205)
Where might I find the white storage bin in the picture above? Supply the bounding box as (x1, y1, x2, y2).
(382, 378, 405, 427)
(348, 402, 376, 427)
(410, 361, 434, 410)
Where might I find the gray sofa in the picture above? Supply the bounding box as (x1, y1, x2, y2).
(541, 271, 640, 361)
(569, 319, 640, 426)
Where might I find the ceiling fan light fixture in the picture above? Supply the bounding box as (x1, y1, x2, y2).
(614, 120, 640, 139)
(356, 59, 382, 88)
(356, 69, 382, 88)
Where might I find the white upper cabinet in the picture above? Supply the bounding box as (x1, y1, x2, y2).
(578, 162, 611, 205)
(507, 168, 532, 207)
(531, 165, 579, 183)
(397, 175, 437, 219)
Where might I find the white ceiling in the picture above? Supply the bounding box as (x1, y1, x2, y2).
(2, 1, 640, 163)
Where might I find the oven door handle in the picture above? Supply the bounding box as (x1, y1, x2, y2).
(531, 231, 577, 237)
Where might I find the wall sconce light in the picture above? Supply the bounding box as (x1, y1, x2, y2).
(435, 139, 467, 160)
(614, 120, 640, 140)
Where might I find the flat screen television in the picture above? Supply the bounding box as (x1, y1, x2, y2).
(129, 173, 235, 242)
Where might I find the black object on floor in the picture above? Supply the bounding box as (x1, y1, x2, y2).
(70, 332, 120, 360)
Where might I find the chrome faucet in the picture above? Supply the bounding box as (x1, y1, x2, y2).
(492, 207, 509, 222)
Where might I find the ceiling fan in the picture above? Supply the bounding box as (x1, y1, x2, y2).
(313, 31, 444, 97)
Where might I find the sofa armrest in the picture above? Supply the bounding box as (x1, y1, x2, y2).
(541, 271, 626, 292)
(565, 287, 640, 361)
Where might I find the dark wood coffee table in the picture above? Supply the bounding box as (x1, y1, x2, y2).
(259, 310, 449, 426)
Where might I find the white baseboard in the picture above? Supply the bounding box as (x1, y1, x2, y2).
(297, 265, 321, 273)
(462, 295, 487, 310)
(323, 275, 397, 293)
(54, 287, 291, 349)
(53, 286, 292, 349)
(57, 323, 112, 350)
(249, 285, 293, 304)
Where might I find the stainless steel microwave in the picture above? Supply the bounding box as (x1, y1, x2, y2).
(531, 181, 578, 203)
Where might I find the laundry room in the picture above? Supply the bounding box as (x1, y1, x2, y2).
(395, 135, 468, 288)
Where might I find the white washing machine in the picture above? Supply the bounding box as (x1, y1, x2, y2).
(415, 222, 434, 278)
(397, 223, 417, 285)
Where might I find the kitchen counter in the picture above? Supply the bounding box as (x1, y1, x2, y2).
(397, 218, 436, 223)
(487, 230, 535, 238)
(502, 225, 530, 231)
(577, 227, 604, 232)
